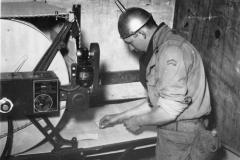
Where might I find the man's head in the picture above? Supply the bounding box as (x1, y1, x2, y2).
(117, 7, 157, 52)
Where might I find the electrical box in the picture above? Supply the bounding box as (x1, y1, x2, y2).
(0, 71, 59, 116)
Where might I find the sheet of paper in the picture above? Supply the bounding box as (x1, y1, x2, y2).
(94, 120, 100, 127)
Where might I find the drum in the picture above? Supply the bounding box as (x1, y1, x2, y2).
(0, 19, 69, 154)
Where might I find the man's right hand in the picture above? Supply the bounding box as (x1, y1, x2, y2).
(99, 114, 122, 129)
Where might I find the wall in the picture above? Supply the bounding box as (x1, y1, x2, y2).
(1, 0, 175, 72)
(173, 0, 240, 155)
(49, 0, 176, 73)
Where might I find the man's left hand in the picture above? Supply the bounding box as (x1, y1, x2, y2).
(123, 116, 141, 132)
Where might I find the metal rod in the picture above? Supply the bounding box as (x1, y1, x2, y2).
(34, 21, 72, 71)
(115, 0, 126, 12)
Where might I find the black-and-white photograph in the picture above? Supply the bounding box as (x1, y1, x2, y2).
(0, 0, 240, 160)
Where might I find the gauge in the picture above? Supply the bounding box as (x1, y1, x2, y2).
(34, 94, 53, 112)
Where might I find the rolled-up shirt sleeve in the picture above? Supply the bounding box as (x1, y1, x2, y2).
(156, 46, 192, 116)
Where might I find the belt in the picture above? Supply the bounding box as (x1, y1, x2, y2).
(159, 118, 204, 133)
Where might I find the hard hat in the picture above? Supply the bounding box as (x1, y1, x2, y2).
(116, 0, 152, 39)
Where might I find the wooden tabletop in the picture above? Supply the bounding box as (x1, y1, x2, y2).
(22, 99, 157, 156)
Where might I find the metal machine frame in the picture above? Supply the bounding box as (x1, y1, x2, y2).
(0, 2, 99, 159)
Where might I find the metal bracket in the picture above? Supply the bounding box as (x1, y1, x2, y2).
(90, 43, 100, 95)
(27, 115, 78, 152)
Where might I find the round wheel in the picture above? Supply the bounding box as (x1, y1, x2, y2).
(0, 19, 69, 154)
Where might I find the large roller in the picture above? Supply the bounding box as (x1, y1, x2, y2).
(0, 19, 69, 154)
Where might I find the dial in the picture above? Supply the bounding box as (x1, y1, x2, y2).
(34, 94, 53, 112)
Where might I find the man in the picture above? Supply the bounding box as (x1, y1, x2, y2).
(99, 5, 212, 160)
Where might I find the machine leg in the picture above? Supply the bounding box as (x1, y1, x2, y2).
(117, 146, 135, 160)
(27, 115, 78, 152)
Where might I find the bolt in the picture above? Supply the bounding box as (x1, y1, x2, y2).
(2, 104, 10, 111)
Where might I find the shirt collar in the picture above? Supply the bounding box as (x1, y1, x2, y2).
(152, 24, 172, 51)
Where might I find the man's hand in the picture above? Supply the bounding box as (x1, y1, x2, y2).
(124, 116, 141, 132)
(99, 114, 122, 129)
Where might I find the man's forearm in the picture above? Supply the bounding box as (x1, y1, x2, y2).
(117, 100, 152, 120)
(136, 106, 177, 127)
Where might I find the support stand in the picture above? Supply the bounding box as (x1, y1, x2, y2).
(27, 115, 78, 152)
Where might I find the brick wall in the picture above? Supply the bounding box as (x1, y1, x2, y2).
(173, 0, 240, 154)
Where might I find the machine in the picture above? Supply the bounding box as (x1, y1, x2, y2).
(0, 2, 100, 159)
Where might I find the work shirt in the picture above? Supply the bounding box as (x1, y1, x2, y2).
(143, 24, 211, 120)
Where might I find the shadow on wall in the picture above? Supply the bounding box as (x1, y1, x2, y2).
(79, 31, 88, 49)
(81, 31, 142, 62)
